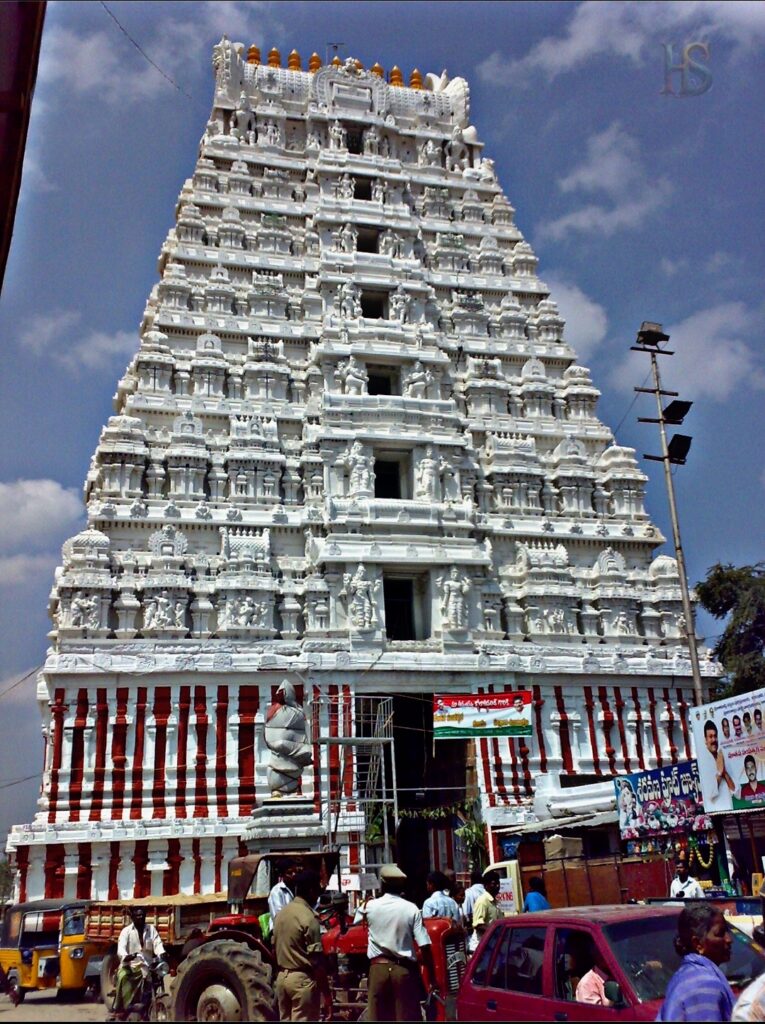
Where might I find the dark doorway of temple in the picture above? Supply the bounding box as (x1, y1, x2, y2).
(391, 694, 467, 898)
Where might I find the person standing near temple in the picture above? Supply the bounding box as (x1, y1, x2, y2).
(657, 904, 734, 1021)
(359, 864, 439, 1022)
(269, 861, 298, 921)
(273, 869, 332, 1022)
(523, 876, 551, 912)
(670, 851, 706, 900)
(470, 871, 503, 951)
(462, 868, 485, 939)
(422, 871, 461, 922)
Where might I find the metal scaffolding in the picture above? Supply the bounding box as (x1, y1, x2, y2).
(318, 695, 398, 883)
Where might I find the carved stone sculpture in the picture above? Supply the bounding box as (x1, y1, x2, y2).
(341, 564, 379, 630)
(439, 567, 471, 629)
(264, 680, 312, 796)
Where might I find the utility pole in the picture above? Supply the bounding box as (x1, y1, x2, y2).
(632, 321, 704, 706)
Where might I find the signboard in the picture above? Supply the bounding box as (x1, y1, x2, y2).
(689, 687, 765, 815)
(614, 760, 712, 839)
(433, 691, 533, 739)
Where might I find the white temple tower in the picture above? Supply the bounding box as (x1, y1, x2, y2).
(8, 42, 718, 900)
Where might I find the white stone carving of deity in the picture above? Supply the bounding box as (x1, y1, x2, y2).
(415, 445, 441, 501)
(372, 179, 387, 204)
(264, 680, 312, 796)
(440, 458, 460, 502)
(340, 222, 357, 253)
(344, 439, 372, 495)
(338, 173, 354, 200)
(237, 595, 258, 626)
(70, 591, 96, 628)
(363, 126, 379, 155)
(341, 565, 379, 630)
(174, 599, 186, 629)
(404, 360, 432, 399)
(339, 280, 362, 319)
(439, 567, 471, 630)
(421, 138, 442, 167)
(306, 127, 321, 151)
(389, 284, 411, 323)
(340, 355, 367, 395)
(329, 120, 346, 150)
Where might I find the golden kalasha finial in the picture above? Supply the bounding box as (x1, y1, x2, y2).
(409, 68, 423, 89)
(354, 59, 364, 71)
(288, 49, 301, 71)
(331, 55, 342, 67)
(370, 62, 384, 78)
(389, 65, 404, 87)
(267, 47, 281, 67)
(247, 45, 261, 65)
(308, 52, 322, 73)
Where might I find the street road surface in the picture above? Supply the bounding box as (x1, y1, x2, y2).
(0, 991, 105, 1021)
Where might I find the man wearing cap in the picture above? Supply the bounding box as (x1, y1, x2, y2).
(358, 864, 439, 1022)
(273, 869, 332, 1021)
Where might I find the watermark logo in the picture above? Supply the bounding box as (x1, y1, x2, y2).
(661, 42, 712, 97)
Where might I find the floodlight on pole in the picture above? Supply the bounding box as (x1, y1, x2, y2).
(632, 322, 704, 706)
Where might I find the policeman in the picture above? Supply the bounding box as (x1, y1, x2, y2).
(360, 864, 439, 1022)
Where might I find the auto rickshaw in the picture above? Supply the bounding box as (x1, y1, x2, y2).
(0, 899, 105, 1002)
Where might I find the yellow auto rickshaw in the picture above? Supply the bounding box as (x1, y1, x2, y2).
(0, 899, 105, 1002)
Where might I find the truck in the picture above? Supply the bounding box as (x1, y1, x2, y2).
(85, 892, 230, 1004)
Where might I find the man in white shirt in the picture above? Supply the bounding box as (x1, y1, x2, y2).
(359, 864, 439, 1022)
(109, 906, 165, 1020)
(697, 719, 735, 812)
(669, 852, 705, 900)
(268, 861, 297, 922)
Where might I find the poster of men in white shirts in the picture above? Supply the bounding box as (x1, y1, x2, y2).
(689, 686, 765, 814)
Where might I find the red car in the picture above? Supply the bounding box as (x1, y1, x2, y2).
(457, 904, 765, 1021)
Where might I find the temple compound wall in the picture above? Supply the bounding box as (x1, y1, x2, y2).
(8, 41, 718, 900)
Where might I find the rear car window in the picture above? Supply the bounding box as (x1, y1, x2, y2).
(488, 926, 547, 995)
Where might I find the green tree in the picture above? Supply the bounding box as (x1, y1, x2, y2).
(696, 562, 765, 696)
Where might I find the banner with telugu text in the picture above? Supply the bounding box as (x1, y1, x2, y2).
(614, 759, 712, 840)
(433, 691, 533, 739)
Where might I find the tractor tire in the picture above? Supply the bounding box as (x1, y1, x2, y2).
(100, 950, 118, 1007)
(171, 939, 277, 1022)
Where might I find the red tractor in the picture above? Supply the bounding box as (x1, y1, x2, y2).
(170, 851, 467, 1021)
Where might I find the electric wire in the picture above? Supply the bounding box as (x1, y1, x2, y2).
(0, 665, 41, 702)
(99, 2, 193, 100)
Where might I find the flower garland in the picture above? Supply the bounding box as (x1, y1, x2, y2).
(689, 840, 715, 870)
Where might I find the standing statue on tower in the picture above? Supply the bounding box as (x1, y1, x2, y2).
(264, 680, 313, 796)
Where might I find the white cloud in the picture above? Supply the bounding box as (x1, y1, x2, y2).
(39, 2, 284, 106)
(660, 256, 689, 277)
(545, 275, 608, 360)
(21, 150, 58, 195)
(610, 302, 765, 401)
(476, 1, 765, 86)
(536, 122, 672, 241)
(557, 123, 643, 199)
(17, 309, 137, 372)
(0, 479, 83, 555)
(0, 553, 60, 588)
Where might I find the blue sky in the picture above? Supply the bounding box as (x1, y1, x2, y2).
(1, 0, 763, 841)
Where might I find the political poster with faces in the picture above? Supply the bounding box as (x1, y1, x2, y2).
(433, 691, 533, 738)
(689, 686, 765, 814)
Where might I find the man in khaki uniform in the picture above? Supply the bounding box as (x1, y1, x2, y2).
(359, 864, 439, 1022)
(471, 870, 503, 943)
(273, 869, 331, 1021)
